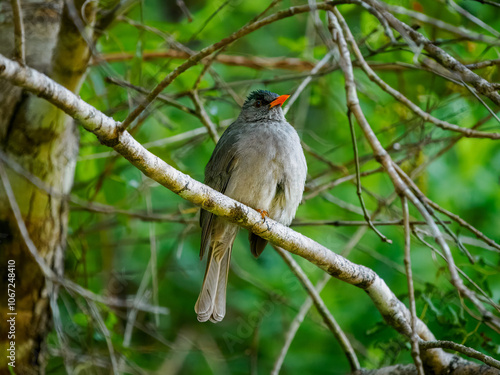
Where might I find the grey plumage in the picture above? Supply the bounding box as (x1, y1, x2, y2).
(195, 90, 307, 323)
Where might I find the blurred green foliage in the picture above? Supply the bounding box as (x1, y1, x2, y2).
(47, 0, 499, 373)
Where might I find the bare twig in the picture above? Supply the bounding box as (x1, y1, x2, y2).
(188, 0, 231, 42)
(465, 58, 500, 70)
(402, 196, 424, 375)
(78, 127, 211, 161)
(301, 141, 348, 174)
(412, 228, 500, 312)
(70, 197, 197, 223)
(424, 206, 475, 264)
(145, 181, 160, 326)
(190, 91, 219, 143)
(426, 201, 500, 252)
(271, 273, 330, 375)
(176, 0, 192, 22)
(283, 51, 334, 115)
(106, 77, 197, 115)
(272, 222, 372, 375)
(348, 110, 392, 243)
(292, 219, 451, 227)
(305, 166, 384, 201)
(445, 0, 500, 37)
(123, 260, 153, 350)
(96, 49, 320, 71)
(49, 281, 73, 374)
(87, 300, 120, 374)
(420, 340, 500, 369)
(275, 247, 360, 371)
(10, 0, 25, 64)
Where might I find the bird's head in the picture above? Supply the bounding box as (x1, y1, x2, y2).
(240, 90, 290, 122)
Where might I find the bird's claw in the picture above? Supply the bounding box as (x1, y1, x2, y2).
(256, 209, 268, 222)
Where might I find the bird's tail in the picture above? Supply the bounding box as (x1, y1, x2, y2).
(195, 241, 233, 323)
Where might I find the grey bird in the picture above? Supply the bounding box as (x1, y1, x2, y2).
(195, 90, 307, 323)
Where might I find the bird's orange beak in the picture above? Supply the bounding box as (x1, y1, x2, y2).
(269, 94, 290, 108)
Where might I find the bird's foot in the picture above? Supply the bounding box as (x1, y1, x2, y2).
(256, 209, 268, 222)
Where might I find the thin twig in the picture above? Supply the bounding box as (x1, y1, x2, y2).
(71, 198, 197, 223)
(78, 126, 211, 161)
(460, 79, 500, 125)
(465, 58, 500, 70)
(271, 274, 330, 375)
(420, 340, 500, 369)
(49, 281, 74, 374)
(10, 0, 25, 64)
(445, 0, 500, 37)
(188, 0, 231, 41)
(176, 0, 192, 22)
(145, 181, 160, 327)
(301, 141, 348, 174)
(412, 228, 500, 312)
(190, 91, 219, 143)
(123, 260, 153, 352)
(395, 162, 500, 254)
(425, 206, 475, 264)
(274, 246, 360, 372)
(292, 219, 451, 227)
(105, 77, 197, 115)
(283, 51, 334, 115)
(97, 49, 320, 71)
(348, 110, 392, 243)
(272, 222, 372, 374)
(305, 166, 384, 201)
(402, 196, 424, 375)
(426, 201, 500, 252)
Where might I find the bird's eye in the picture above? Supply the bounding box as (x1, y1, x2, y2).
(255, 100, 262, 108)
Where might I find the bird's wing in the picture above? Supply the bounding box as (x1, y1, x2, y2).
(199, 126, 239, 259)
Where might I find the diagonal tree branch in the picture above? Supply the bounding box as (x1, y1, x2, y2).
(1, 48, 498, 372)
(0, 52, 431, 346)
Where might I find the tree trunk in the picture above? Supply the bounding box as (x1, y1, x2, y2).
(0, 0, 93, 372)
